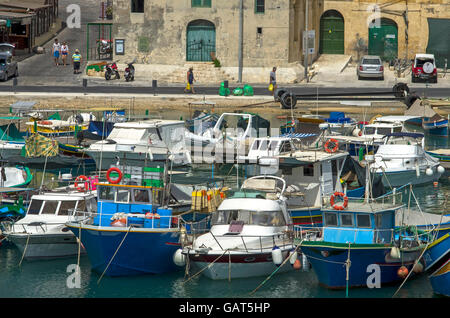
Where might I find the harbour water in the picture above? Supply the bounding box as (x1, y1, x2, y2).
(0, 111, 448, 299)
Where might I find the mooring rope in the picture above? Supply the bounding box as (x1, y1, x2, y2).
(249, 242, 302, 296)
(18, 233, 31, 267)
(345, 242, 351, 298)
(97, 225, 132, 285)
(183, 249, 230, 284)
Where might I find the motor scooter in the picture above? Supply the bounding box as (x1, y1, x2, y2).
(124, 61, 135, 82)
(105, 62, 120, 80)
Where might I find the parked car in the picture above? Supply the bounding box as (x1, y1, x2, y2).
(411, 53, 437, 83)
(357, 55, 384, 80)
(0, 52, 18, 81)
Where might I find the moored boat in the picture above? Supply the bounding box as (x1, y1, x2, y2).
(179, 176, 297, 280)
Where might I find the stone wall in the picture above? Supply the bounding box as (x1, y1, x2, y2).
(323, 0, 450, 61)
(112, 0, 323, 68)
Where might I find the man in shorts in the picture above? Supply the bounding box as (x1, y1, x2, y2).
(72, 49, 82, 74)
(52, 39, 61, 66)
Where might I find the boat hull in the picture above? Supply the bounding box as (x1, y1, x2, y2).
(301, 243, 423, 289)
(375, 167, 442, 187)
(186, 249, 294, 280)
(429, 259, 450, 297)
(7, 233, 84, 259)
(67, 224, 182, 276)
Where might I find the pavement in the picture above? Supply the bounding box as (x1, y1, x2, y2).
(0, 1, 448, 99)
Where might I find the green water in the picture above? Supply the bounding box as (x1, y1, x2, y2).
(0, 111, 448, 299)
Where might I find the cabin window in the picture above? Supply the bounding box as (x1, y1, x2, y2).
(259, 140, 269, 151)
(76, 200, 86, 212)
(41, 201, 59, 215)
(133, 189, 151, 203)
(115, 189, 130, 203)
(58, 201, 77, 216)
(375, 214, 382, 228)
(303, 164, 314, 177)
(324, 212, 338, 226)
(212, 210, 285, 226)
(393, 126, 402, 133)
(281, 166, 292, 175)
(28, 199, 44, 215)
(377, 128, 392, 136)
(280, 141, 292, 153)
(252, 140, 261, 150)
(364, 127, 375, 135)
(357, 214, 371, 228)
(268, 141, 279, 151)
(340, 213, 354, 227)
(99, 186, 114, 201)
(86, 198, 97, 212)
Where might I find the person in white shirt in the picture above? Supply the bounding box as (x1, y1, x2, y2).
(52, 39, 61, 66)
(61, 42, 69, 66)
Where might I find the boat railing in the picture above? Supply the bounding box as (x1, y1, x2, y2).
(322, 191, 404, 212)
(206, 231, 293, 253)
(293, 224, 431, 246)
(4, 221, 64, 234)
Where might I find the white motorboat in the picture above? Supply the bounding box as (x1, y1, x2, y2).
(186, 112, 270, 164)
(325, 115, 420, 159)
(86, 120, 191, 170)
(2, 186, 97, 259)
(179, 176, 297, 280)
(369, 132, 445, 187)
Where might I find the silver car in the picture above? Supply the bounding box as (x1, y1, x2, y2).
(357, 55, 384, 80)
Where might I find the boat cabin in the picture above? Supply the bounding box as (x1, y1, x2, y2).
(211, 176, 290, 233)
(24, 192, 97, 219)
(322, 207, 397, 244)
(92, 183, 174, 229)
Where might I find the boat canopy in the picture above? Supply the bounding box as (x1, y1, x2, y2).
(0, 123, 24, 142)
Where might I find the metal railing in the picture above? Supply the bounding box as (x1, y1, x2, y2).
(203, 231, 294, 253)
(293, 224, 432, 246)
(322, 192, 404, 212)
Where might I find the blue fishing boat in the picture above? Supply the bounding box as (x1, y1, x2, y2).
(296, 191, 429, 289)
(66, 166, 212, 276)
(424, 234, 450, 297)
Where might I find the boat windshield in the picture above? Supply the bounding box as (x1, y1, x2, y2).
(28, 199, 44, 215)
(57, 200, 77, 215)
(212, 209, 286, 226)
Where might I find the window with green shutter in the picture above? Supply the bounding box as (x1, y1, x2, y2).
(255, 0, 265, 14)
(192, 0, 211, 8)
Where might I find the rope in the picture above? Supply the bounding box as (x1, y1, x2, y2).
(392, 241, 430, 298)
(228, 250, 231, 282)
(249, 243, 302, 296)
(97, 225, 132, 285)
(76, 223, 82, 273)
(18, 233, 30, 267)
(183, 249, 230, 284)
(345, 242, 351, 298)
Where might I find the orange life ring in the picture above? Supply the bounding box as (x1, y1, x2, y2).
(324, 139, 339, 153)
(37, 120, 53, 125)
(106, 167, 123, 184)
(74, 175, 89, 192)
(330, 192, 348, 211)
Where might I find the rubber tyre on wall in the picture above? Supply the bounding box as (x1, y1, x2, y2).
(274, 88, 286, 102)
(280, 92, 297, 109)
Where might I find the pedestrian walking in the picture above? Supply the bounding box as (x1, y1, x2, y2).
(184, 67, 196, 94)
(72, 49, 82, 74)
(52, 39, 61, 66)
(61, 42, 69, 66)
(269, 67, 277, 96)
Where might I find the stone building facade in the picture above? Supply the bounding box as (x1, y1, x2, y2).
(111, 0, 324, 83)
(321, 0, 450, 67)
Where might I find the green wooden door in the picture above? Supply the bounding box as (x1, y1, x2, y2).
(319, 11, 344, 54)
(368, 19, 398, 62)
(187, 20, 216, 62)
